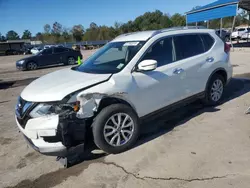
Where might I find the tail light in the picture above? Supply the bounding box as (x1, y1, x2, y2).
(224, 43, 231, 53)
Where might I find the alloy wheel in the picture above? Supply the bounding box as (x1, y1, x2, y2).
(210, 79, 223, 102)
(103, 113, 134, 147)
(27, 62, 37, 70)
(68, 57, 75, 65)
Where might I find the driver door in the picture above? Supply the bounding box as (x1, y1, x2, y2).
(38, 48, 56, 66)
(130, 37, 185, 117)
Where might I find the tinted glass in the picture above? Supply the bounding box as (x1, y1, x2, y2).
(41, 48, 53, 55)
(74, 41, 145, 74)
(54, 47, 67, 53)
(247, 28, 250, 31)
(174, 34, 204, 61)
(200, 34, 215, 51)
(238, 28, 245, 31)
(141, 37, 174, 67)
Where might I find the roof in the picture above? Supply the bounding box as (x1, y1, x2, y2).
(187, 0, 238, 14)
(187, 0, 250, 14)
(112, 31, 157, 42)
(112, 27, 212, 42)
(0, 39, 31, 44)
(239, 0, 250, 11)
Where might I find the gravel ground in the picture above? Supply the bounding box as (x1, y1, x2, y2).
(0, 51, 250, 188)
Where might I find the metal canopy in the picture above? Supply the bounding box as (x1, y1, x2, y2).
(186, 0, 250, 24)
(240, 0, 250, 11)
(186, 0, 239, 23)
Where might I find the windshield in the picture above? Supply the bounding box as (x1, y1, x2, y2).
(74, 41, 145, 74)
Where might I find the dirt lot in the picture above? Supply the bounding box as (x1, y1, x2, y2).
(1, 51, 250, 188)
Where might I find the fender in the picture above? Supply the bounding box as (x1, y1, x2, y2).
(205, 68, 227, 91)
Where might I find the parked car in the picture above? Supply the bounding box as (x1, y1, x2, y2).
(16, 47, 82, 70)
(5, 49, 23, 55)
(231, 27, 250, 40)
(22, 47, 33, 55)
(15, 28, 232, 159)
(72, 44, 80, 51)
(30, 47, 43, 54)
(44, 45, 56, 49)
(241, 31, 250, 40)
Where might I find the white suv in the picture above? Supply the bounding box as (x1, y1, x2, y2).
(231, 27, 250, 39)
(15, 28, 232, 157)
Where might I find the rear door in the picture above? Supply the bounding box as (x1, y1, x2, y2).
(53, 47, 68, 64)
(172, 34, 212, 98)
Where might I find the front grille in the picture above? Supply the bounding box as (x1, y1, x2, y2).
(15, 96, 35, 128)
(17, 116, 30, 129)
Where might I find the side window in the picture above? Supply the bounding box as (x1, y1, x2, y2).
(141, 37, 174, 67)
(54, 47, 67, 53)
(174, 34, 204, 61)
(200, 34, 215, 51)
(42, 48, 53, 55)
(238, 28, 245, 31)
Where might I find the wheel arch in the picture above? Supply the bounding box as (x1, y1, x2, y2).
(26, 60, 38, 68)
(205, 68, 227, 91)
(97, 96, 138, 116)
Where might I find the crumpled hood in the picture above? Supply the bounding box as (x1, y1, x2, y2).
(21, 68, 111, 102)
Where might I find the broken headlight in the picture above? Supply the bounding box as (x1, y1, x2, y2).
(29, 102, 80, 118)
(29, 103, 57, 118)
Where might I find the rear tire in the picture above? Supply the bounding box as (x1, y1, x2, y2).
(92, 104, 140, 154)
(203, 74, 225, 106)
(26, 61, 38, 70)
(66, 57, 76, 65)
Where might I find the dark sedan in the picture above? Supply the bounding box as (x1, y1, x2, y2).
(16, 47, 82, 71)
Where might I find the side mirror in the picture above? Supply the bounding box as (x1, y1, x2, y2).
(137, 60, 157, 72)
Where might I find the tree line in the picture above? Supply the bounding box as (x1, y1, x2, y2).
(0, 10, 249, 44)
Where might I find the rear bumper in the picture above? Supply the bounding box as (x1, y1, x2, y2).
(231, 35, 239, 39)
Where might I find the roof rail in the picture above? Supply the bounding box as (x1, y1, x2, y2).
(160, 26, 206, 32)
(151, 26, 207, 38)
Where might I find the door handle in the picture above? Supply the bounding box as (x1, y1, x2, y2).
(206, 57, 214, 63)
(173, 68, 184, 74)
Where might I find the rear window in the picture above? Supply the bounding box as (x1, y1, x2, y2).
(174, 34, 204, 61)
(200, 34, 215, 51)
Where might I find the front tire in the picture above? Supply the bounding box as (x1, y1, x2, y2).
(203, 74, 225, 106)
(92, 104, 140, 154)
(26, 61, 38, 70)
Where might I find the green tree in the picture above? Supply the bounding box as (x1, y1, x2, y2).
(171, 13, 186, 26)
(6, 30, 19, 40)
(22, 30, 32, 39)
(52, 22, 62, 34)
(132, 10, 172, 31)
(44, 24, 51, 33)
(72, 24, 84, 41)
(35, 32, 43, 41)
(62, 28, 73, 42)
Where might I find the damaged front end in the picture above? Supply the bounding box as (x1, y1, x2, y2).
(17, 90, 128, 160)
(29, 93, 103, 155)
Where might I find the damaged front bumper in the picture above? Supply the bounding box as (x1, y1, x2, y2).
(15, 113, 87, 157)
